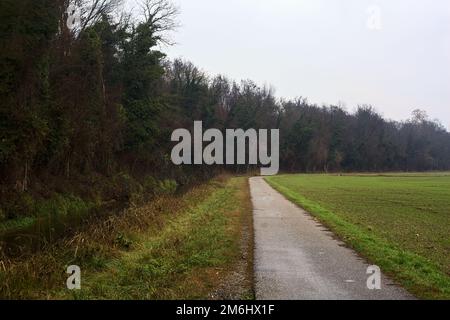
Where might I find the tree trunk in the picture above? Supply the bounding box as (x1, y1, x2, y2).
(66, 158, 70, 178)
(22, 160, 29, 192)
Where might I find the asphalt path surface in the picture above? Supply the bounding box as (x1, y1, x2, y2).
(250, 177, 414, 300)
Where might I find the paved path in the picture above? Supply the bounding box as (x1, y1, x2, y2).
(250, 177, 414, 300)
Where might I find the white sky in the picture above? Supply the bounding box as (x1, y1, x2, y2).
(125, 0, 450, 128)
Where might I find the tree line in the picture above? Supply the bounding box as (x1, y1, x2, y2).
(1, 0, 450, 199)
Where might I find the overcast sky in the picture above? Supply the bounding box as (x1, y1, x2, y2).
(126, 0, 450, 128)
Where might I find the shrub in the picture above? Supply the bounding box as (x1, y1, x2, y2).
(158, 179, 178, 195)
(143, 177, 178, 196)
(5, 193, 37, 219)
(113, 173, 142, 201)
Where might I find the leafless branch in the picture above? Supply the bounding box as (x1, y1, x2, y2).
(138, 0, 180, 45)
(66, 0, 123, 35)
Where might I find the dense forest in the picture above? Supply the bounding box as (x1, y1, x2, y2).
(1, 0, 450, 221)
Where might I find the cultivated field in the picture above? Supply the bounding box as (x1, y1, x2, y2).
(266, 173, 450, 299)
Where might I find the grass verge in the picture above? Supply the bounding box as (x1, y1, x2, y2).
(0, 176, 253, 300)
(265, 174, 450, 300)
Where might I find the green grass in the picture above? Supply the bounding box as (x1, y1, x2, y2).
(0, 176, 253, 300)
(0, 194, 93, 233)
(265, 173, 450, 300)
(0, 217, 36, 232)
(65, 177, 250, 300)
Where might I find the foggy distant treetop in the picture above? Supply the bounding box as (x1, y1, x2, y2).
(125, 0, 450, 129)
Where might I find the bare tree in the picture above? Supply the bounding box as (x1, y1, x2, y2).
(139, 0, 180, 45)
(411, 109, 429, 124)
(64, 0, 123, 35)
